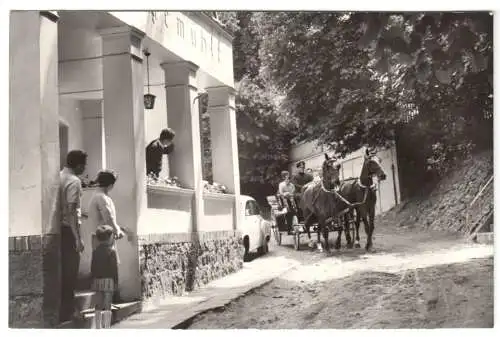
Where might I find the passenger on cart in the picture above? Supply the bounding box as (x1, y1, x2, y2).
(291, 161, 314, 221)
(277, 170, 297, 231)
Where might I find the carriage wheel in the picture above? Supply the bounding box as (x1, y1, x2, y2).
(294, 232, 300, 250)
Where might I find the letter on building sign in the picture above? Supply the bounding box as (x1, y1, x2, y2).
(217, 39, 220, 62)
(191, 28, 197, 47)
(176, 18, 185, 39)
(163, 12, 168, 28)
(217, 39, 221, 62)
(210, 34, 213, 56)
(201, 33, 206, 52)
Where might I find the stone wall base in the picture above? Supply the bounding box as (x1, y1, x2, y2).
(139, 230, 243, 303)
(9, 234, 60, 328)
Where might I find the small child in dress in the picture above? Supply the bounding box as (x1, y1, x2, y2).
(91, 224, 118, 329)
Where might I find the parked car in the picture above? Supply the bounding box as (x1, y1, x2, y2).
(239, 195, 272, 260)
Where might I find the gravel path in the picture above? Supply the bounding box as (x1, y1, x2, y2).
(188, 222, 493, 329)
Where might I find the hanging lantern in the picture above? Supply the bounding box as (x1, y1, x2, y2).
(144, 93, 156, 110)
(143, 50, 156, 110)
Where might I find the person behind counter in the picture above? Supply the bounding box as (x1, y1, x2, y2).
(146, 127, 175, 178)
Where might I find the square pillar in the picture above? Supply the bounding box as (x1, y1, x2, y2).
(9, 10, 61, 327)
(81, 100, 105, 178)
(206, 86, 241, 230)
(101, 26, 145, 302)
(161, 61, 204, 232)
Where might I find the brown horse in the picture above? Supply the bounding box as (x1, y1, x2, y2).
(300, 153, 343, 253)
(337, 148, 387, 251)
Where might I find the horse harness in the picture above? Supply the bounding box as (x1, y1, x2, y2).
(319, 179, 376, 225)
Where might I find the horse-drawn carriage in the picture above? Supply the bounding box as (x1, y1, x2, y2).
(266, 192, 355, 251)
(266, 194, 304, 250)
(265, 148, 387, 253)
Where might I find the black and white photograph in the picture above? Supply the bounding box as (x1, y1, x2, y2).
(4, 0, 496, 331)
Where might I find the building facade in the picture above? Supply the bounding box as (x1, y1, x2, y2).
(9, 10, 241, 328)
(289, 141, 402, 215)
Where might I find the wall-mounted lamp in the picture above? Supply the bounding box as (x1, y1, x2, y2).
(143, 50, 156, 110)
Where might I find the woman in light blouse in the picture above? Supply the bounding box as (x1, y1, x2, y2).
(87, 170, 124, 259)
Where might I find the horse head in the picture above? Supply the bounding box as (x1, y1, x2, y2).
(363, 148, 387, 181)
(322, 153, 341, 188)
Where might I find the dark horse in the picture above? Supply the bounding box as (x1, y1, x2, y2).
(300, 153, 344, 253)
(338, 148, 387, 251)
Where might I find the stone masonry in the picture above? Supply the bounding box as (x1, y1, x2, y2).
(139, 230, 244, 304)
(9, 234, 61, 328)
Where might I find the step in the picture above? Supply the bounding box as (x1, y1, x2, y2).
(56, 294, 142, 329)
(57, 301, 141, 329)
(475, 232, 494, 245)
(75, 302, 142, 329)
(74, 290, 121, 312)
(75, 290, 96, 312)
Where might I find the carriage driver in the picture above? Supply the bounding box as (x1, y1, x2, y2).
(291, 161, 314, 193)
(291, 161, 314, 218)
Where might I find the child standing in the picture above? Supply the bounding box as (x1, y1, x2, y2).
(91, 224, 118, 329)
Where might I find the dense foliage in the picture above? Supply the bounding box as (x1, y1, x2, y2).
(202, 11, 493, 200)
(256, 12, 492, 184)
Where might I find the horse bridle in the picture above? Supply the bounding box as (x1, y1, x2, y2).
(319, 177, 375, 209)
(357, 180, 376, 189)
(320, 181, 340, 194)
(319, 154, 379, 208)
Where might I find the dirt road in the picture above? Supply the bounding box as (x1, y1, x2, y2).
(188, 222, 494, 329)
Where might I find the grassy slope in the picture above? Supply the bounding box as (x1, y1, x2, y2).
(378, 150, 493, 233)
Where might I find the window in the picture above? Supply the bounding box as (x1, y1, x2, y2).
(245, 201, 260, 216)
(176, 18, 184, 39)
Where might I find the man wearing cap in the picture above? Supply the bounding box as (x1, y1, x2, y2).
(292, 161, 314, 193)
(291, 161, 314, 220)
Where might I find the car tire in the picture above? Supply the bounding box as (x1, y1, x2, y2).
(243, 236, 250, 262)
(258, 238, 269, 255)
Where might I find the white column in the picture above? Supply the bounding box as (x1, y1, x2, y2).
(161, 61, 204, 232)
(206, 86, 241, 230)
(100, 26, 145, 301)
(9, 10, 61, 327)
(9, 10, 60, 236)
(81, 100, 104, 179)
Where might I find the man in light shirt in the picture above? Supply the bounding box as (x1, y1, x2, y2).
(59, 150, 87, 322)
(278, 171, 296, 230)
(278, 170, 295, 197)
